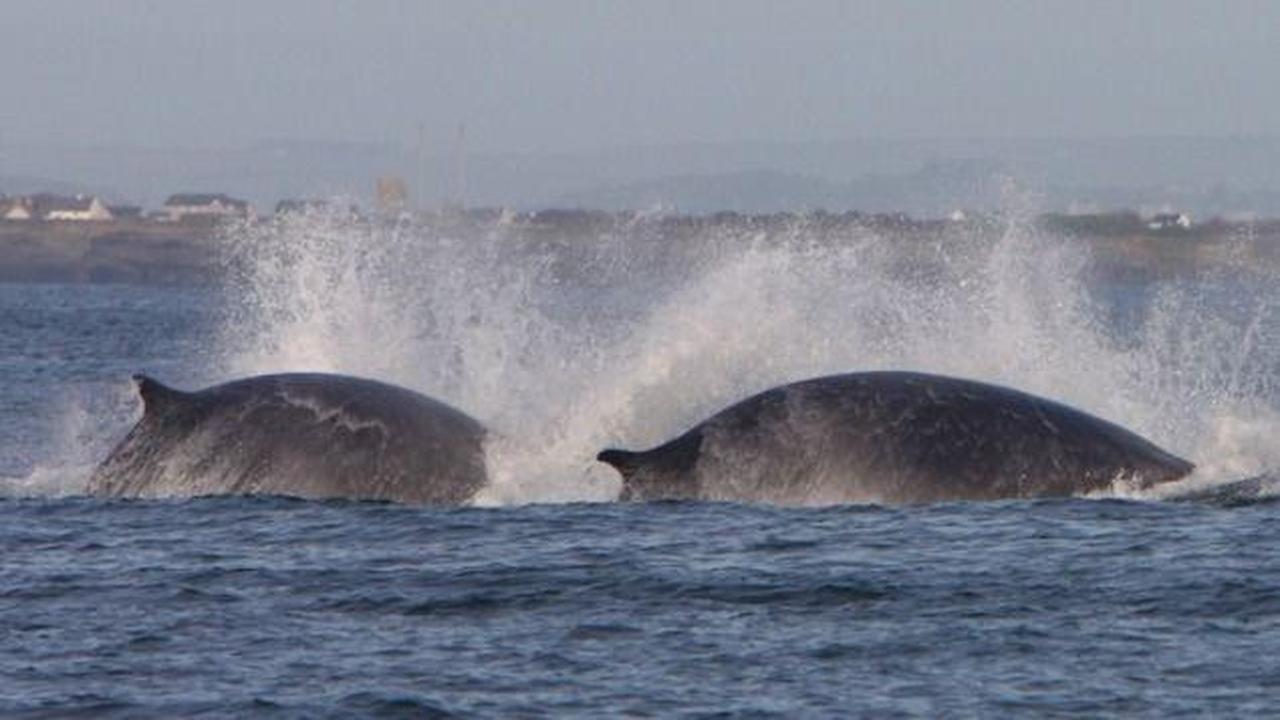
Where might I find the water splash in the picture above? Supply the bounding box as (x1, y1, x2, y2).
(215, 204, 1280, 504)
(0, 378, 140, 498)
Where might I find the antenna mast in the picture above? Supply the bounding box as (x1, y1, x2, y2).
(416, 121, 427, 211)
(448, 123, 466, 210)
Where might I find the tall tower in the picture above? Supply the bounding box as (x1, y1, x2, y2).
(416, 122, 428, 211)
(447, 123, 467, 211)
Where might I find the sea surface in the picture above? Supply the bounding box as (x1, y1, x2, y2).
(4, 218, 1280, 716)
(6, 494, 1280, 717)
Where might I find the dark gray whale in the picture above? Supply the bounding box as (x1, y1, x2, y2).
(1169, 475, 1278, 506)
(89, 373, 487, 504)
(598, 371, 1193, 504)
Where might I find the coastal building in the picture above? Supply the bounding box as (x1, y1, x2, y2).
(2, 194, 113, 221)
(375, 177, 409, 214)
(3, 197, 35, 221)
(1, 198, 23, 220)
(163, 193, 251, 222)
(1148, 212, 1192, 231)
(39, 194, 114, 222)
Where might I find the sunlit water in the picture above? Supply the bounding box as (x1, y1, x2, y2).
(3, 210, 1280, 715)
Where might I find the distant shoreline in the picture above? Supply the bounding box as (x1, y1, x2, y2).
(0, 219, 216, 284)
(0, 211, 1277, 286)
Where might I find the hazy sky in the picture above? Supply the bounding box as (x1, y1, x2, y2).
(2, 0, 1277, 152)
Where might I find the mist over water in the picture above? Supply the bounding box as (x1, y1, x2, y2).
(210, 204, 1280, 505)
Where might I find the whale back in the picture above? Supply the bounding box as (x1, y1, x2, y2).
(601, 371, 1194, 504)
(89, 373, 487, 504)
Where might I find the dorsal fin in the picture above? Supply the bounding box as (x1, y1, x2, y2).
(597, 430, 703, 480)
(596, 449, 642, 478)
(132, 374, 189, 415)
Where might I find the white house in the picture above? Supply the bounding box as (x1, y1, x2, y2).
(3, 198, 35, 221)
(164, 193, 251, 222)
(40, 195, 114, 222)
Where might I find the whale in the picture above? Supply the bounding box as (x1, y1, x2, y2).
(1169, 475, 1278, 506)
(89, 373, 487, 504)
(597, 371, 1193, 505)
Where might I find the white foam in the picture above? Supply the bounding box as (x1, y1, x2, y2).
(200, 202, 1280, 504)
(2, 377, 141, 498)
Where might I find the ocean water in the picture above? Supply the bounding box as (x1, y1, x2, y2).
(4, 213, 1280, 716)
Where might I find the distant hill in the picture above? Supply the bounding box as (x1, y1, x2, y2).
(556, 170, 848, 213)
(2, 136, 1279, 217)
(556, 160, 1005, 215)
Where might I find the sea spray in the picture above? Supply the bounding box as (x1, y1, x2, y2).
(211, 206, 1280, 503)
(0, 378, 139, 498)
